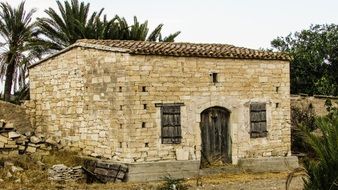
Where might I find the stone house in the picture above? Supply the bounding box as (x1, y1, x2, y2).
(28, 40, 296, 180)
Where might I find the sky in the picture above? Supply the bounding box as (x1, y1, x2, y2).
(1, 0, 338, 94)
(5, 0, 338, 49)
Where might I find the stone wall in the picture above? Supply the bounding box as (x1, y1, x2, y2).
(0, 100, 32, 133)
(29, 49, 89, 152)
(29, 47, 291, 164)
(291, 95, 338, 116)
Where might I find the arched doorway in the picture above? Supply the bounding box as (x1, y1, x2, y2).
(200, 106, 231, 167)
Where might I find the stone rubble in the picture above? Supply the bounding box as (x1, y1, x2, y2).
(0, 119, 60, 155)
(48, 164, 85, 182)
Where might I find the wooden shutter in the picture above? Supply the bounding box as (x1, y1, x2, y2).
(161, 105, 182, 144)
(250, 103, 267, 138)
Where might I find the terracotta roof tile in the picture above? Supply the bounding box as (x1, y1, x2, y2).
(76, 39, 290, 61)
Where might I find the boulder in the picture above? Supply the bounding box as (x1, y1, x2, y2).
(4, 144, 17, 149)
(18, 145, 25, 151)
(0, 135, 8, 143)
(26, 146, 36, 153)
(45, 137, 57, 145)
(15, 136, 27, 145)
(8, 131, 21, 139)
(4, 123, 14, 129)
(30, 136, 42, 144)
(24, 131, 32, 137)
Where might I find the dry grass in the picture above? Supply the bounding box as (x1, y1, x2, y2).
(194, 172, 288, 185)
(0, 151, 86, 190)
(40, 150, 84, 167)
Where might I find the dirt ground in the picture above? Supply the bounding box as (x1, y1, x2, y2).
(0, 172, 304, 190)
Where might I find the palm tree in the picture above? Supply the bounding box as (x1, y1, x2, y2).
(37, 0, 104, 50)
(301, 109, 338, 190)
(287, 108, 338, 190)
(37, 0, 181, 51)
(0, 2, 44, 101)
(121, 16, 181, 42)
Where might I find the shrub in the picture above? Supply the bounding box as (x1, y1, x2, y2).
(301, 109, 338, 190)
(157, 175, 189, 190)
(291, 104, 317, 154)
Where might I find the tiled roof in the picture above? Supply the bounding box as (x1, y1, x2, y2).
(76, 39, 290, 61)
(29, 39, 290, 69)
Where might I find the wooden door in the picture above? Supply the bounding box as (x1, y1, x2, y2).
(200, 107, 230, 167)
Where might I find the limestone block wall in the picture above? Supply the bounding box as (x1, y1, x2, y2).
(29, 48, 99, 153)
(108, 52, 291, 164)
(29, 47, 291, 164)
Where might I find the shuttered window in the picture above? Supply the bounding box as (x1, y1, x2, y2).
(157, 104, 182, 144)
(250, 103, 268, 138)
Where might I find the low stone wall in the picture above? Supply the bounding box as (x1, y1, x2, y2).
(290, 95, 338, 116)
(126, 160, 200, 182)
(0, 100, 33, 133)
(238, 156, 299, 173)
(0, 118, 60, 155)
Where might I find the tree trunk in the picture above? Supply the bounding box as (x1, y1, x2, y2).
(4, 55, 15, 102)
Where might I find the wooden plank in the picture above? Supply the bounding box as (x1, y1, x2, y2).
(162, 126, 169, 137)
(250, 112, 261, 122)
(94, 168, 108, 176)
(209, 111, 215, 158)
(82, 167, 106, 183)
(176, 125, 181, 137)
(250, 111, 266, 122)
(96, 162, 128, 172)
(155, 103, 184, 107)
(251, 122, 258, 132)
(259, 122, 267, 132)
(162, 106, 180, 114)
(250, 103, 266, 111)
(0, 128, 14, 133)
(260, 111, 266, 121)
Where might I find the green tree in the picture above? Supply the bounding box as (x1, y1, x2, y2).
(0, 2, 44, 101)
(271, 24, 338, 96)
(37, 0, 181, 51)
